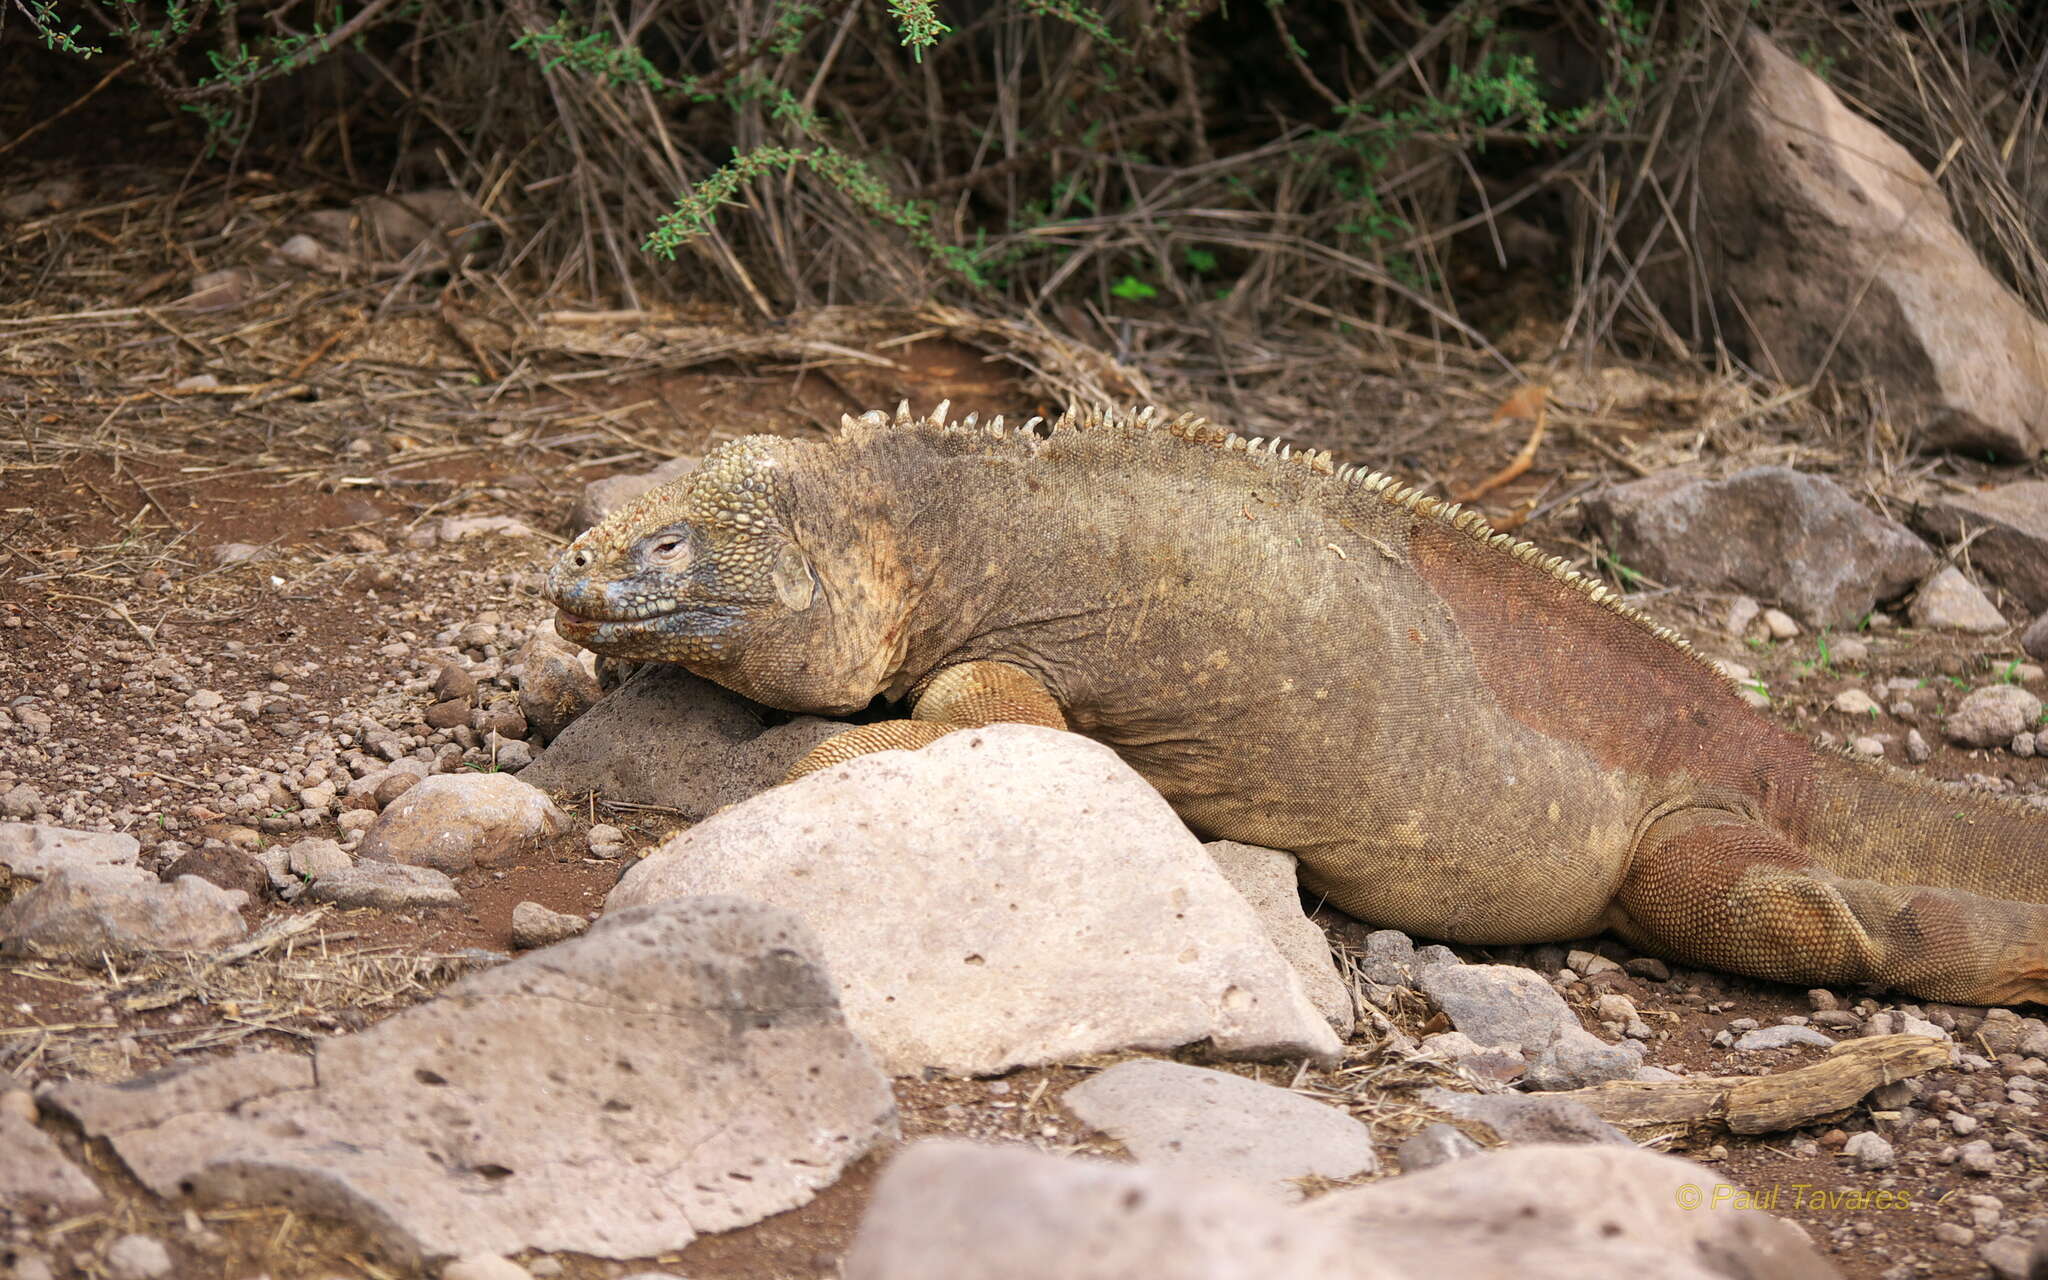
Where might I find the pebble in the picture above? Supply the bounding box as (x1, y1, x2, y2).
(1733, 1024, 1833, 1051)
(1905, 729, 1931, 763)
(1832, 689, 1880, 715)
(1850, 736, 1885, 757)
(1762, 608, 1800, 639)
(1621, 956, 1669, 981)
(104, 1235, 174, 1280)
(1, 782, 44, 817)
(1396, 1123, 1482, 1173)
(441, 1256, 531, 1280)
(1957, 1140, 1998, 1175)
(1979, 1236, 2032, 1280)
(510, 901, 590, 950)
(587, 824, 626, 858)
(1843, 1131, 1895, 1170)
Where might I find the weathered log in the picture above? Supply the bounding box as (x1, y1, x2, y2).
(1560, 1035, 1950, 1134)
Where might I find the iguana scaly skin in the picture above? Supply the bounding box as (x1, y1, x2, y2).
(546, 404, 2048, 1007)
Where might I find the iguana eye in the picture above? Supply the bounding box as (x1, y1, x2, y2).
(644, 535, 691, 566)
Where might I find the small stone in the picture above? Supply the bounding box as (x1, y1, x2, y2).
(1621, 957, 1670, 982)
(184, 690, 225, 711)
(303, 862, 462, 910)
(373, 771, 421, 809)
(1763, 608, 1801, 638)
(2014, 732, 2037, 758)
(1949, 1112, 1980, 1136)
(437, 516, 535, 543)
(207, 543, 268, 566)
(1832, 689, 1881, 715)
(104, 1235, 174, 1280)
(1957, 1139, 1998, 1175)
(1725, 596, 1761, 636)
(1851, 736, 1885, 757)
(2026, 612, 2048, 662)
(1808, 988, 1839, 1011)
(424, 698, 472, 729)
(586, 824, 625, 856)
(1945, 686, 2044, 748)
(1906, 729, 1932, 762)
(1933, 1222, 1975, 1246)
(285, 837, 351, 879)
(357, 773, 569, 873)
(1565, 949, 1619, 976)
(1, 782, 44, 818)
(1594, 993, 1638, 1023)
(1396, 1123, 1482, 1173)
(493, 740, 534, 771)
(160, 847, 269, 901)
(1910, 566, 2008, 634)
(510, 901, 590, 950)
(1832, 637, 1870, 664)
(1843, 1131, 1895, 1170)
(1734, 1024, 1833, 1051)
(1978, 1235, 2032, 1280)
(432, 663, 479, 704)
(441, 1255, 531, 1280)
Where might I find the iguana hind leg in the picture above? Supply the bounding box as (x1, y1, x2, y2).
(784, 661, 1066, 781)
(1609, 809, 2048, 1006)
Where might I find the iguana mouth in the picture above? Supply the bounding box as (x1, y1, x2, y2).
(553, 603, 676, 634)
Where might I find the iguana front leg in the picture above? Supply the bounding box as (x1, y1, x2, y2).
(784, 661, 1067, 781)
(1608, 809, 2048, 1006)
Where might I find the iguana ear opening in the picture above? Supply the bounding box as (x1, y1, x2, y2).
(772, 544, 817, 611)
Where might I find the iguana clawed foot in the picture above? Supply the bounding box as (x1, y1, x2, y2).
(784, 660, 1067, 782)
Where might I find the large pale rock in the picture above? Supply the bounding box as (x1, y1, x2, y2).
(0, 866, 246, 960)
(40, 898, 895, 1268)
(1913, 481, 2048, 612)
(356, 773, 569, 873)
(569, 456, 699, 535)
(0, 822, 139, 884)
(609, 725, 1342, 1074)
(1581, 468, 1934, 625)
(1415, 964, 1642, 1090)
(843, 1140, 1837, 1280)
(1204, 841, 1353, 1033)
(0, 1108, 105, 1214)
(1682, 28, 2048, 460)
(1063, 1060, 1377, 1197)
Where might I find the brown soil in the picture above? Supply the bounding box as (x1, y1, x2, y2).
(3, 162, 2045, 1280)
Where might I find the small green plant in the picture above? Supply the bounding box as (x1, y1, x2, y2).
(1109, 274, 1158, 300)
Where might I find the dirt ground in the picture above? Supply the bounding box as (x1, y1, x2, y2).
(3, 164, 2046, 1280)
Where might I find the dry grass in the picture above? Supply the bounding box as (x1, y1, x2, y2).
(7, 1, 2043, 437)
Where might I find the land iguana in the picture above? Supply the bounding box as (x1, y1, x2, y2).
(545, 403, 2048, 1007)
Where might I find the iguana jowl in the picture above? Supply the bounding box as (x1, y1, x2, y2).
(546, 404, 2048, 1007)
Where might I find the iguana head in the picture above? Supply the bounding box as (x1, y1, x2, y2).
(544, 435, 904, 714)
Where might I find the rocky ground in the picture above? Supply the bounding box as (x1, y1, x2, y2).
(4, 172, 2048, 1280)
